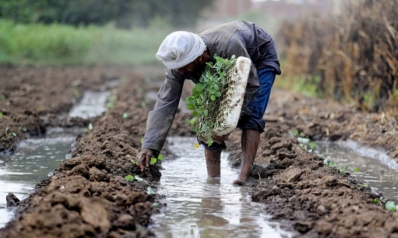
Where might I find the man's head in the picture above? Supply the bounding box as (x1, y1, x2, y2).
(156, 31, 207, 75)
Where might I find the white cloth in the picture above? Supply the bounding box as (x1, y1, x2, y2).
(155, 31, 206, 69)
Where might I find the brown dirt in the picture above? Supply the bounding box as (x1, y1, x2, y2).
(0, 66, 397, 238)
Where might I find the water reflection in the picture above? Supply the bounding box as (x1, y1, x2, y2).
(69, 90, 110, 119)
(316, 140, 398, 199)
(0, 136, 75, 228)
(151, 137, 293, 238)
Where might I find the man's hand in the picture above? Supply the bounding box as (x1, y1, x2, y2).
(136, 148, 155, 171)
(212, 133, 230, 144)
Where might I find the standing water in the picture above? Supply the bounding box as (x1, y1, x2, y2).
(151, 137, 293, 238)
(69, 90, 111, 119)
(0, 89, 112, 228)
(316, 140, 398, 199)
(0, 135, 75, 228)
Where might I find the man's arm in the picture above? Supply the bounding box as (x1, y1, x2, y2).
(142, 69, 184, 152)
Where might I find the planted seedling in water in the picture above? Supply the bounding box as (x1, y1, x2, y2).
(185, 54, 236, 146)
(323, 159, 360, 174)
(357, 183, 368, 191)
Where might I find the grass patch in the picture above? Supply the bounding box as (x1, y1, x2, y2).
(0, 19, 170, 66)
(275, 77, 319, 98)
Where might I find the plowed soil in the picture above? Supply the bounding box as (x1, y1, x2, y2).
(0, 65, 397, 238)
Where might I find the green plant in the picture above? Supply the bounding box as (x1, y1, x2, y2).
(150, 154, 164, 165)
(357, 183, 367, 190)
(296, 134, 317, 153)
(0, 19, 170, 65)
(124, 174, 155, 195)
(323, 159, 360, 174)
(372, 198, 382, 206)
(72, 88, 80, 98)
(385, 201, 398, 211)
(125, 175, 135, 181)
(0, 112, 3, 119)
(185, 54, 236, 145)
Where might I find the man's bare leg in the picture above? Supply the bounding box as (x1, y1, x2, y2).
(205, 148, 222, 177)
(233, 130, 260, 185)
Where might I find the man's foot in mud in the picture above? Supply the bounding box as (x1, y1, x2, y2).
(232, 179, 246, 186)
(233, 173, 251, 186)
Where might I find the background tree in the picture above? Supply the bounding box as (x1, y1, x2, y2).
(0, 0, 215, 28)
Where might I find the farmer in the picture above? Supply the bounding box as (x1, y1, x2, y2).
(137, 20, 281, 185)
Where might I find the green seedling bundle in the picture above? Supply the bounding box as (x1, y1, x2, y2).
(185, 54, 236, 146)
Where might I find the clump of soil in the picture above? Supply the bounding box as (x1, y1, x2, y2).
(250, 127, 398, 237)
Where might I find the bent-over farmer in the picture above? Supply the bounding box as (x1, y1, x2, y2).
(137, 20, 281, 185)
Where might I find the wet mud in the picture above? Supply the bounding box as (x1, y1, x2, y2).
(0, 65, 397, 237)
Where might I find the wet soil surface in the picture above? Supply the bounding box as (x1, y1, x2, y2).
(0, 66, 397, 237)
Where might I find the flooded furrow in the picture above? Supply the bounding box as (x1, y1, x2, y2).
(316, 140, 398, 199)
(151, 137, 293, 238)
(0, 135, 75, 228)
(0, 89, 113, 228)
(69, 90, 111, 119)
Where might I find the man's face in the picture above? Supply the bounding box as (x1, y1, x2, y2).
(177, 58, 205, 75)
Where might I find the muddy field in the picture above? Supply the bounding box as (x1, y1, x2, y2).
(0, 65, 397, 237)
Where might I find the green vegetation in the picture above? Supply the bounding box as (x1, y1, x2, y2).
(385, 201, 398, 211)
(371, 198, 398, 212)
(372, 198, 382, 206)
(0, 19, 170, 65)
(122, 113, 129, 119)
(185, 55, 236, 145)
(294, 131, 318, 153)
(124, 174, 155, 195)
(275, 72, 320, 98)
(150, 154, 163, 165)
(323, 158, 360, 175)
(0, 0, 214, 28)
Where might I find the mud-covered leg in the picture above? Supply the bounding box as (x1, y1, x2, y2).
(234, 130, 260, 185)
(205, 148, 222, 177)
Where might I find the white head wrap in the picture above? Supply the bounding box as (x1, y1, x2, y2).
(155, 31, 206, 69)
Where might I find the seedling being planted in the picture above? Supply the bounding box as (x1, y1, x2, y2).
(150, 154, 164, 165)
